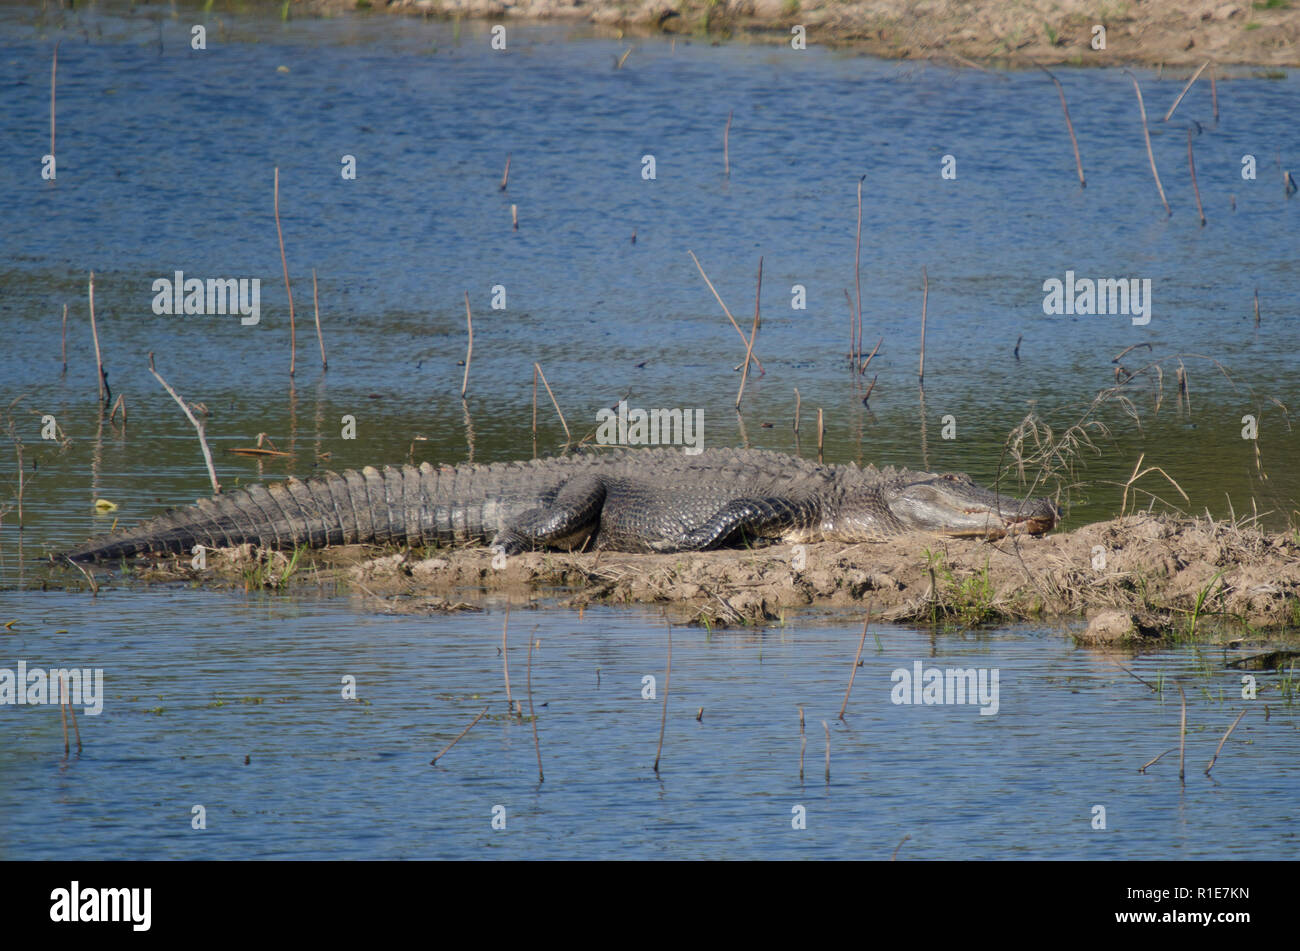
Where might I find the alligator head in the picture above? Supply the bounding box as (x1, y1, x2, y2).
(885, 471, 1059, 538)
(830, 469, 1059, 540)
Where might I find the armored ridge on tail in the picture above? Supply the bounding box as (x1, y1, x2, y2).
(62, 447, 1060, 563)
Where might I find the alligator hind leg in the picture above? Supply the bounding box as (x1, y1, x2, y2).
(662, 497, 814, 552)
(491, 476, 606, 553)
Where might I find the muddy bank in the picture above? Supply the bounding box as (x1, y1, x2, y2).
(302, 0, 1300, 67)
(168, 512, 1300, 642)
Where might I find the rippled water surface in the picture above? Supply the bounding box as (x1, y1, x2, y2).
(0, 2, 1297, 859)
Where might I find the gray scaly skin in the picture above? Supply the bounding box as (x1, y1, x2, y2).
(62, 448, 1060, 563)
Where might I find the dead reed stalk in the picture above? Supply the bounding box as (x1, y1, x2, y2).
(501, 607, 513, 712)
(822, 719, 830, 781)
(1139, 747, 1178, 773)
(687, 250, 764, 373)
(1205, 708, 1247, 776)
(816, 408, 824, 461)
(148, 352, 221, 494)
(838, 604, 871, 720)
(500, 152, 511, 191)
(60, 674, 69, 756)
(12, 432, 22, 530)
(460, 291, 473, 398)
(793, 388, 800, 435)
(511, 204, 518, 231)
(1163, 60, 1211, 122)
(1187, 129, 1206, 227)
(60, 304, 67, 375)
(527, 630, 542, 782)
(430, 705, 490, 765)
(532, 362, 571, 446)
(854, 176, 864, 362)
(273, 167, 296, 377)
(1125, 71, 1172, 217)
(88, 273, 106, 406)
(1039, 65, 1085, 187)
(723, 109, 732, 177)
(1178, 684, 1187, 784)
(50, 41, 58, 178)
(1253, 289, 1260, 328)
(311, 269, 327, 371)
(860, 336, 882, 375)
(891, 834, 910, 860)
(1210, 65, 1219, 122)
(654, 623, 671, 773)
(69, 682, 81, 752)
(735, 256, 762, 409)
(918, 267, 928, 388)
(798, 706, 805, 781)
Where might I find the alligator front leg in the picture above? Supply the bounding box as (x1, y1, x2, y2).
(491, 476, 607, 553)
(662, 497, 815, 552)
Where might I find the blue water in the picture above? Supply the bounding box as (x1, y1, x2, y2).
(3, 591, 1295, 859)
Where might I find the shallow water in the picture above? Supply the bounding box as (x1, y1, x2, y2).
(3, 591, 1297, 860)
(0, 3, 1297, 859)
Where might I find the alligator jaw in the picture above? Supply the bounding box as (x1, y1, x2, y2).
(885, 474, 1059, 539)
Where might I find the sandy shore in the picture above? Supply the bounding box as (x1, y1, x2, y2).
(131, 512, 1300, 643)
(302, 0, 1300, 67)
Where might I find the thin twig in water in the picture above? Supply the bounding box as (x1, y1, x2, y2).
(839, 604, 872, 719)
(311, 269, 327, 371)
(860, 336, 882, 376)
(88, 273, 106, 406)
(723, 109, 732, 177)
(1178, 684, 1187, 784)
(1139, 746, 1178, 773)
(1187, 128, 1206, 227)
(654, 622, 671, 773)
(49, 41, 58, 178)
(60, 674, 69, 756)
(854, 176, 864, 363)
(274, 167, 296, 377)
(148, 352, 221, 494)
(532, 362, 571, 447)
(65, 556, 99, 596)
(501, 607, 513, 712)
(528, 630, 542, 782)
(799, 706, 805, 781)
(1114, 663, 1158, 692)
(460, 291, 473, 398)
(891, 834, 910, 861)
(1125, 71, 1172, 217)
(499, 152, 511, 191)
(918, 267, 928, 388)
(60, 303, 67, 374)
(430, 705, 490, 765)
(1038, 64, 1085, 187)
(735, 257, 762, 409)
(687, 250, 763, 373)
(1163, 60, 1211, 122)
(1205, 708, 1248, 776)
(68, 682, 81, 753)
(823, 719, 830, 781)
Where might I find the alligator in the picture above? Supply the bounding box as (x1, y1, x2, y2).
(63, 448, 1059, 563)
